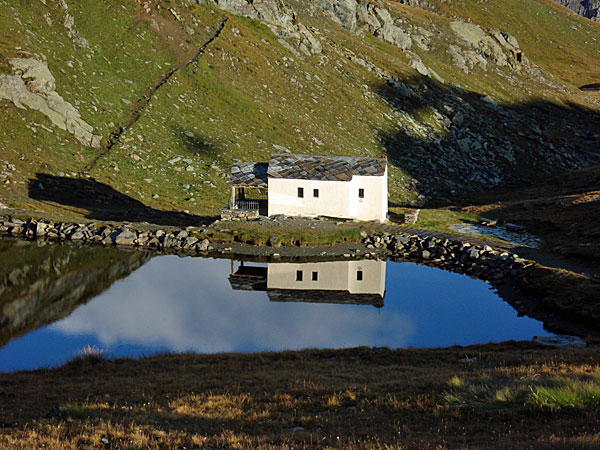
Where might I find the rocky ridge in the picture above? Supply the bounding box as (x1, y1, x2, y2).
(192, 0, 323, 55)
(554, 0, 600, 22)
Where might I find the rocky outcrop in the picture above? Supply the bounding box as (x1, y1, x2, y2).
(554, 0, 600, 22)
(449, 21, 526, 73)
(0, 58, 101, 147)
(57, 0, 91, 48)
(319, 0, 412, 49)
(191, 0, 322, 55)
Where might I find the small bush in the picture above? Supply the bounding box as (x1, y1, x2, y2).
(65, 345, 108, 368)
(447, 376, 463, 389)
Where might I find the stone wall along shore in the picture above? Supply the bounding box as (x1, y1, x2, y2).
(363, 233, 533, 281)
(0, 217, 212, 253)
(0, 216, 533, 284)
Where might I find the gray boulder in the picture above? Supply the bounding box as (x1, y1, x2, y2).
(69, 227, 88, 241)
(196, 239, 210, 252)
(449, 21, 525, 70)
(115, 230, 137, 246)
(36, 222, 50, 237)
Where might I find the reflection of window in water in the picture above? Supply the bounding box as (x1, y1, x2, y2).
(228, 260, 386, 307)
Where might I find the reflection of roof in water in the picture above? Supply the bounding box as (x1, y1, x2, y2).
(228, 275, 267, 291)
(267, 289, 384, 308)
(228, 265, 267, 291)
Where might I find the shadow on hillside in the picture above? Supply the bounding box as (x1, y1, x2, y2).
(372, 74, 600, 206)
(28, 173, 216, 227)
(173, 126, 221, 156)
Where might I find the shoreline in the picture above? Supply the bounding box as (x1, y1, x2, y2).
(2, 214, 599, 338)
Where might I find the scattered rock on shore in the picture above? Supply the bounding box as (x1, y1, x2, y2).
(362, 232, 531, 281)
(0, 217, 212, 253)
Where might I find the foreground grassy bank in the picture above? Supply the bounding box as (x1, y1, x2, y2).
(1, 343, 600, 449)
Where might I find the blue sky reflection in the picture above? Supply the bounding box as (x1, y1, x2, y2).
(0, 256, 553, 371)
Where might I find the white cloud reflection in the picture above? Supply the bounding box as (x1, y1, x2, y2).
(52, 257, 415, 353)
(51, 256, 554, 357)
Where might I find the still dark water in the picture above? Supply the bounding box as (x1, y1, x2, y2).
(0, 240, 553, 372)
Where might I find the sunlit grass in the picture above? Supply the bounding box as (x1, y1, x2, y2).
(530, 377, 600, 409)
(444, 373, 600, 411)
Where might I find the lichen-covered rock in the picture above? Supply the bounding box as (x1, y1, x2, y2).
(449, 21, 525, 71)
(0, 59, 101, 148)
(319, 0, 412, 50)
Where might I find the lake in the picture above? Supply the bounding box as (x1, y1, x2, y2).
(0, 238, 554, 371)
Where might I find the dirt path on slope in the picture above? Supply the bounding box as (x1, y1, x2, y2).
(83, 4, 228, 172)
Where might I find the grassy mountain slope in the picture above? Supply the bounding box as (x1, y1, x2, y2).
(0, 0, 599, 220)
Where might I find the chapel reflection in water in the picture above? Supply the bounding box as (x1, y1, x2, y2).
(228, 260, 386, 308)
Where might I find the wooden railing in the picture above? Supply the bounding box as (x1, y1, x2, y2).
(234, 200, 260, 211)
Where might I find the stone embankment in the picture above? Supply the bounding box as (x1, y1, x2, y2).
(1, 216, 531, 282)
(0, 217, 212, 253)
(363, 232, 532, 281)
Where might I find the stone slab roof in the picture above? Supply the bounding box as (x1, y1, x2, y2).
(228, 154, 386, 186)
(267, 154, 387, 181)
(228, 161, 269, 187)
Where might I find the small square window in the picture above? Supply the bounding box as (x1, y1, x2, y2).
(312, 271, 318, 281)
(296, 270, 303, 281)
(357, 270, 363, 281)
(298, 187, 304, 198)
(358, 188, 365, 199)
(313, 188, 319, 198)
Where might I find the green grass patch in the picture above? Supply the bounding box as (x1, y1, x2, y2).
(444, 374, 600, 412)
(389, 207, 477, 232)
(531, 376, 600, 410)
(59, 403, 97, 420)
(208, 220, 365, 246)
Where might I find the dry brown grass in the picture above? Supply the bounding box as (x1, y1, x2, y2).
(1, 344, 600, 449)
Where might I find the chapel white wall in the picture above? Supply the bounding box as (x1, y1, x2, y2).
(267, 178, 351, 218)
(267, 170, 387, 222)
(348, 167, 388, 223)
